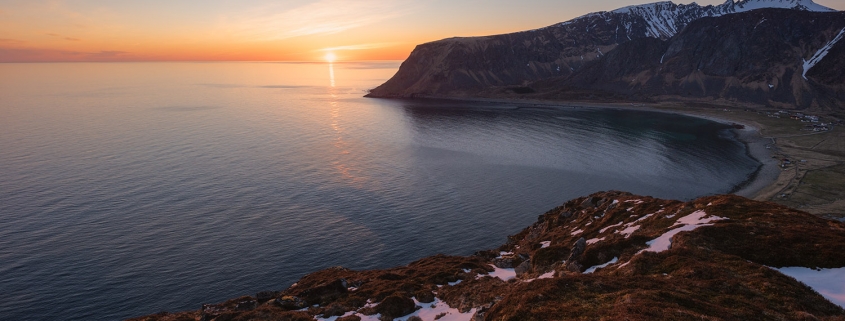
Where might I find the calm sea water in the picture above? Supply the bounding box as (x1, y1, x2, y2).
(0, 62, 758, 320)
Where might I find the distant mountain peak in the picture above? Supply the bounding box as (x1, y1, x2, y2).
(569, 0, 835, 39)
(726, 0, 835, 13)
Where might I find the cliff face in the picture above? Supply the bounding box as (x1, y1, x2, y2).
(366, 1, 844, 110)
(131, 192, 845, 321)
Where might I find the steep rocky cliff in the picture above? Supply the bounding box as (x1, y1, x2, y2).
(366, 0, 844, 109)
(131, 192, 845, 321)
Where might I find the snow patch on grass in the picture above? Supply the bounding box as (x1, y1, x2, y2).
(495, 251, 512, 258)
(600, 221, 624, 233)
(479, 265, 516, 281)
(395, 297, 476, 321)
(586, 237, 605, 245)
(616, 224, 641, 238)
(641, 210, 727, 253)
(636, 213, 654, 222)
(315, 310, 358, 321)
(612, 213, 654, 238)
(584, 257, 619, 274)
(772, 266, 845, 309)
(524, 270, 556, 283)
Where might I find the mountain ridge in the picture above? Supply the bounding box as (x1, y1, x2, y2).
(365, 1, 844, 110)
(561, 0, 834, 40)
(532, 9, 845, 109)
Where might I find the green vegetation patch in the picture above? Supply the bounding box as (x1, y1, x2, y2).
(790, 164, 845, 205)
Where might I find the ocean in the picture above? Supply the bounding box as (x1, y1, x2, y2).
(0, 61, 759, 320)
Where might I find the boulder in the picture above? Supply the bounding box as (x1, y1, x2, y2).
(255, 291, 277, 303)
(375, 295, 417, 319)
(235, 299, 257, 311)
(580, 197, 598, 209)
(565, 261, 583, 273)
(302, 279, 348, 305)
(567, 237, 586, 263)
(414, 290, 435, 303)
(274, 296, 306, 310)
(492, 256, 517, 269)
(514, 261, 532, 276)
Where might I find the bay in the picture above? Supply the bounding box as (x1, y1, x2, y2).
(0, 62, 758, 320)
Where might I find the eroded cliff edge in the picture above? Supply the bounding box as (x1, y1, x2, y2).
(133, 191, 845, 321)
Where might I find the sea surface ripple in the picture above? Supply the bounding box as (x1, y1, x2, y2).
(0, 62, 759, 320)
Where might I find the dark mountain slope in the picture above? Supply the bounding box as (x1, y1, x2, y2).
(366, 1, 843, 109)
(541, 9, 845, 109)
(365, 0, 833, 98)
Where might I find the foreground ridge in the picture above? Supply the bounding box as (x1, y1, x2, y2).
(132, 192, 845, 321)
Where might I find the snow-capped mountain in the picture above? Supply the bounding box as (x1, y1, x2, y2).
(724, 0, 834, 13)
(366, 0, 843, 109)
(538, 9, 845, 109)
(568, 0, 835, 39)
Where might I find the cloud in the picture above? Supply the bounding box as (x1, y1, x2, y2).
(46, 33, 82, 41)
(0, 38, 26, 45)
(87, 50, 127, 58)
(0, 47, 129, 62)
(318, 43, 400, 52)
(228, 0, 418, 41)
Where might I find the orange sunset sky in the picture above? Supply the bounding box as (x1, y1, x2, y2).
(1, 0, 843, 62)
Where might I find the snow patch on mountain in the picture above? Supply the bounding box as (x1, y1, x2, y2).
(728, 0, 835, 13)
(559, 0, 835, 40)
(803, 27, 845, 80)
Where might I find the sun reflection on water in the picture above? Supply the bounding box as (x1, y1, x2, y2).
(328, 62, 335, 87)
(326, 68, 367, 188)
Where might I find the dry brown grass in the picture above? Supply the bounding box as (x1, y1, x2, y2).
(130, 192, 845, 321)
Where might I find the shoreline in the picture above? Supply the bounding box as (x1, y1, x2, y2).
(378, 96, 781, 200)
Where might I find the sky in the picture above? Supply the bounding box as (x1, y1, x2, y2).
(1, 0, 843, 62)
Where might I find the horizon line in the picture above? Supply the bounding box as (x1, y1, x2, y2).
(0, 59, 405, 64)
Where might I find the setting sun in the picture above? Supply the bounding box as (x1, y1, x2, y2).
(324, 52, 337, 63)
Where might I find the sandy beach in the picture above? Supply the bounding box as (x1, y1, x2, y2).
(405, 96, 786, 200)
(633, 106, 782, 199)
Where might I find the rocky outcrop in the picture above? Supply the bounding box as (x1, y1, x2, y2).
(130, 191, 845, 321)
(366, 1, 844, 110)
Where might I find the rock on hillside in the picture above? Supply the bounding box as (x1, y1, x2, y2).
(130, 192, 845, 321)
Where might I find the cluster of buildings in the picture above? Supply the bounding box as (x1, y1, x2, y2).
(764, 110, 834, 132)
